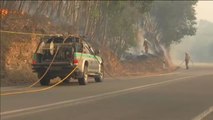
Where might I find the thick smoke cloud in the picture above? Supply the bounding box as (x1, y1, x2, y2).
(171, 20, 213, 64)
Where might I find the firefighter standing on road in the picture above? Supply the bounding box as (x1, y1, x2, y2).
(185, 52, 190, 69)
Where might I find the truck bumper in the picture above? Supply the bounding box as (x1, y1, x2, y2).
(32, 62, 82, 78)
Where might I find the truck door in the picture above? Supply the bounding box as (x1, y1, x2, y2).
(83, 44, 94, 72)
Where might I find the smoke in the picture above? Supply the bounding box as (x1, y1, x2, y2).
(135, 28, 145, 54)
(159, 44, 173, 66)
(170, 20, 213, 64)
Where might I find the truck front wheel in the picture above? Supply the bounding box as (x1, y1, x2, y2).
(95, 64, 104, 82)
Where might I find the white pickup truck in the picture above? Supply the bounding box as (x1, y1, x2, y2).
(32, 35, 104, 86)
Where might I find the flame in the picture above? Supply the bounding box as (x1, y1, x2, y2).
(0, 9, 25, 18)
(1, 9, 9, 16)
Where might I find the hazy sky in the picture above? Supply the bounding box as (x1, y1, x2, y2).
(171, 1, 213, 64)
(196, 1, 213, 22)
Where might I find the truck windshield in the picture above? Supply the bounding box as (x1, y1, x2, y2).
(46, 36, 63, 43)
(65, 37, 80, 43)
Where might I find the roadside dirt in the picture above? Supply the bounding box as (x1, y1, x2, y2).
(1, 11, 63, 86)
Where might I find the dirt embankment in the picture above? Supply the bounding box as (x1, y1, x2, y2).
(0, 11, 176, 86)
(1, 11, 65, 86)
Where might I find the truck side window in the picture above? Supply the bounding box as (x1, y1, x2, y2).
(83, 44, 90, 54)
(75, 43, 83, 52)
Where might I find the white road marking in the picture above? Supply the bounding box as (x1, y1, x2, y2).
(1, 72, 179, 92)
(1, 73, 212, 119)
(192, 106, 213, 120)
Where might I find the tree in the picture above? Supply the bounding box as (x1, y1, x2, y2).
(149, 1, 197, 47)
(141, 1, 197, 66)
(0, 1, 153, 57)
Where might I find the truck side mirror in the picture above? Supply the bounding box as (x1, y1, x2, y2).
(95, 49, 100, 55)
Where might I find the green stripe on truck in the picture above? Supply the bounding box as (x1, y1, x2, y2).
(74, 52, 102, 61)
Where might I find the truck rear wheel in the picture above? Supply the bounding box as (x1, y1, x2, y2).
(78, 65, 88, 85)
(38, 72, 51, 86)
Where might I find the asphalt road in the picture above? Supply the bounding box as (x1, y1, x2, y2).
(1, 65, 213, 120)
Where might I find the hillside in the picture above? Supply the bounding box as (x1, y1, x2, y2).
(0, 11, 171, 86)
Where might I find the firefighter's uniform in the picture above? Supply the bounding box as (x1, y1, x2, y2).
(143, 40, 149, 54)
(185, 52, 190, 69)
